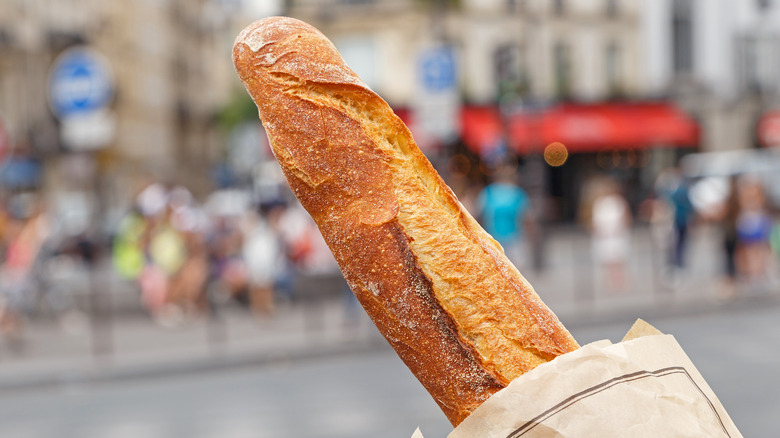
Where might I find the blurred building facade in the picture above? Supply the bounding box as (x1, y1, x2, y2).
(287, 0, 644, 106)
(1, 0, 777, 227)
(0, 0, 240, 230)
(643, 0, 780, 152)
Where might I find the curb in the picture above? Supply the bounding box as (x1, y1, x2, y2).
(0, 291, 777, 393)
(562, 289, 780, 330)
(0, 331, 390, 393)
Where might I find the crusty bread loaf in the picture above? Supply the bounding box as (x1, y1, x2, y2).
(233, 16, 579, 426)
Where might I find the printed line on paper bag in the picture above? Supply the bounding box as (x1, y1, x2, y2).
(506, 366, 731, 438)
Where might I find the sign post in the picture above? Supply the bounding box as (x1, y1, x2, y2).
(48, 46, 116, 361)
(48, 46, 116, 151)
(413, 46, 460, 150)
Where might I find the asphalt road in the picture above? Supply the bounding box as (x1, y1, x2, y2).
(0, 299, 777, 438)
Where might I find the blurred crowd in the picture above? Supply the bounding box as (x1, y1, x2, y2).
(459, 152, 780, 298)
(702, 174, 780, 296)
(0, 180, 340, 335)
(111, 182, 339, 327)
(580, 165, 780, 297)
(0, 155, 778, 337)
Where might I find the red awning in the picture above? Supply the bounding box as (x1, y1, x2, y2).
(459, 106, 504, 154)
(757, 110, 780, 148)
(461, 102, 699, 155)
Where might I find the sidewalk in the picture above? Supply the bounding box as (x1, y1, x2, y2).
(0, 298, 386, 391)
(0, 224, 776, 392)
(526, 224, 730, 319)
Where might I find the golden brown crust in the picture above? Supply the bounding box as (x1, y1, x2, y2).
(233, 16, 579, 426)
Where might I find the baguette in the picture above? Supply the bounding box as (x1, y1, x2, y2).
(233, 16, 579, 426)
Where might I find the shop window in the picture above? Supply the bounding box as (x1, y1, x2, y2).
(494, 44, 527, 99)
(605, 42, 623, 98)
(736, 35, 780, 94)
(554, 42, 572, 99)
(672, 0, 694, 73)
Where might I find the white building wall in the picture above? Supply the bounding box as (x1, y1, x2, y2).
(642, 0, 780, 100)
(461, 19, 501, 104)
(640, 0, 672, 97)
(374, 27, 418, 106)
(692, 0, 734, 98)
(576, 26, 601, 101)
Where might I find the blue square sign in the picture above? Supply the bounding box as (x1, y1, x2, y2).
(419, 47, 457, 93)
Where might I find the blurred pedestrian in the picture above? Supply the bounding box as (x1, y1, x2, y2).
(141, 208, 187, 325)
(590, 179, 632, 293)
(166, 186, 210, 317)
(475, 161, 532, 268)
(241, 203, 283, 316)
(112, 206, 148, 282)
(656, 166, 695, 270)
(117, 183, 192, 326)
(669, 174, 695, 269)
(0, 194, 50, 339)
(717, 176, 740, 297)
(207, 215, 249, 307)
(278, 202, 331, 303)
(735, 176, 773, 288)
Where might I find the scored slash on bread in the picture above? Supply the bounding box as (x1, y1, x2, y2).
(233, 16, 579, 426)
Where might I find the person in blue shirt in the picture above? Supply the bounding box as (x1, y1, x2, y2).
(669, 174, 695, 269)
(476, 162, 531, 267)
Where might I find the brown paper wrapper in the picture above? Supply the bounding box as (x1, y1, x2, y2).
(413, 319, 743, 438)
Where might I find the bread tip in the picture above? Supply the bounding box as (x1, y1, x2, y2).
(233, 17, 275, 53)
(233, 16, 308, 53)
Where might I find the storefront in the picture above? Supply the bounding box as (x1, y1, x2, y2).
(459, 102, 700, 221)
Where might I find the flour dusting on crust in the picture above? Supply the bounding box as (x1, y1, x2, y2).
(234, 17, 296, 52)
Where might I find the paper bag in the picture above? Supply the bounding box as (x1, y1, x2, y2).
(414, 319, 743, 437)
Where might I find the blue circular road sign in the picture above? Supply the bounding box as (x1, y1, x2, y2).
(49, 47, 113, 118)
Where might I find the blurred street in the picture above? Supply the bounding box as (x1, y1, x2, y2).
(0, 292, 776, 438)
(0, 223, 774, 437)
(0, 222, 755, 386)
